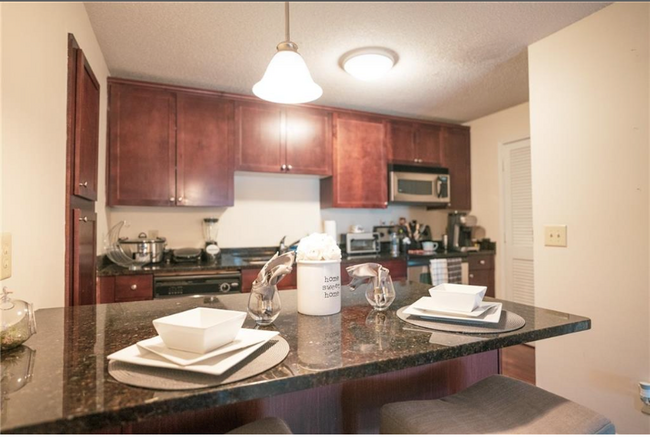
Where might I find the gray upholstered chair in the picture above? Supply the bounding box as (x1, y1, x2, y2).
(381, 375, 615, 434)
(228, 417, 293, 435)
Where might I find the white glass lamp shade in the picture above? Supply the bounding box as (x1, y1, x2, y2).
(253, 49, 323, 104)
(343, 52, 395, 81)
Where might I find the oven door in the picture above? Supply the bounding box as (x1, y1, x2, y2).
(390, 171, 451, 205)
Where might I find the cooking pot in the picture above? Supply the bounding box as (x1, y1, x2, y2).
(118, 232, 167, 264)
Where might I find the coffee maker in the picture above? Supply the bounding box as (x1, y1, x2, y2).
(447, 212, 478, 252)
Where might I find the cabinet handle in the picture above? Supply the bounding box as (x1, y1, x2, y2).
(130, 284, 137, 291)
(79, 216, 88, 222)
(384, 201, 388, 206)
(287, 164, 293, 171)
(170, 197, 175, 202)
(178, 196, 183, 202)
(79, 181, 88, 188)
(281, 164, 287, 171)
(469, 273, 474, 279)
(480, 260, 485, 265)
(414, 158, 418, 163)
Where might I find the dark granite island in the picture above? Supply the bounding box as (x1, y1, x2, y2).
(1, 282, 590, 434)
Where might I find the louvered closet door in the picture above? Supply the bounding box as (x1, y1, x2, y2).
(502, 139, 534, 307)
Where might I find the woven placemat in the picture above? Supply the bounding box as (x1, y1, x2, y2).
(397, 306, 525, 335)
(108, 336, 289, 391)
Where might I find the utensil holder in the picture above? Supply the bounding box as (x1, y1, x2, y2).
(296, 260, 341, 316)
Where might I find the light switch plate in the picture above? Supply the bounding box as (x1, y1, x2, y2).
(1, 233, 12, 280)
(544, 225, 567, 247)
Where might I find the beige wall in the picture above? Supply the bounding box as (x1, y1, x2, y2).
(1, 3, 109, 309)
(466, 102, 530, 298)
(529, 3, 650, 433)
(109, 173, 448, 249)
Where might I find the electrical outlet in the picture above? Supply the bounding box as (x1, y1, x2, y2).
(544, 225, 567, 247)
(1, 233, 12, 280)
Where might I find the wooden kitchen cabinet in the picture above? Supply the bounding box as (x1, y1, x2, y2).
(468, 254, 495, 298)
(441, 126, 471, 210)
(72, 208, 97, 306)
(72, 50, 100, 201)
(388, 121, 442, 166)
(97, 274, 153, 303)
(235, 102, 332, 175)
(177, 94, 234, 206)
(108, 83, 177, 206)
(321, 113, 388, 208)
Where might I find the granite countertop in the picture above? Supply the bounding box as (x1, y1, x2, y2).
(97, 248, 496, 276)
(1, 282, 589, 434)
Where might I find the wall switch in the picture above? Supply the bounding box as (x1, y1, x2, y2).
(1, 233, 12, 280)
(544, 225, 567, 247)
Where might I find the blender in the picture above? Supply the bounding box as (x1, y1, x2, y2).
(202, 218, 221, 261)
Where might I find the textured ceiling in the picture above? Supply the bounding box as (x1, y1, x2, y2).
(85, 2, 608, 123)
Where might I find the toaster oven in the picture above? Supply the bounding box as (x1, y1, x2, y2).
(345, 232, 380, 255)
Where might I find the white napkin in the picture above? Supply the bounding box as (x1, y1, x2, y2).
(345, 263, 390, 291)
(252, 251, 295, 299)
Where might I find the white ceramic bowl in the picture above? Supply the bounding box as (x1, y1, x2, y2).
(152, 308, 247, 354)
(428, 283, 487, 312)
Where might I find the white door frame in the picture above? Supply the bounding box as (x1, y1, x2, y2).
(498, 137, 532, 303)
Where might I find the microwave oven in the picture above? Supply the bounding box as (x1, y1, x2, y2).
(388, 164, 451, 207)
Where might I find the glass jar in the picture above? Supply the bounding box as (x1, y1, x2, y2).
(247, 284, 281, 326)
(0, 287, 37, 352)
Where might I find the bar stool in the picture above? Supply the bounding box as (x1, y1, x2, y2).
(381, 375, 615, 434)
(228, 417, 293, 435)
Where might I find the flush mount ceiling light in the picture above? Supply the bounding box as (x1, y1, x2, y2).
(253, 2, 322, 104)
(341, 48, 397, 81)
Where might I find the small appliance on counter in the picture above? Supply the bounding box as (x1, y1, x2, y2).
(447, 211, 480, 252)
(173, 247, 203, 264)
(119, 232, 167, 265)
(202, 217, 221, 261)
(345, 232, 380, 255)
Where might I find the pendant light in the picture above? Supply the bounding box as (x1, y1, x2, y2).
(253, 2, 322, 104)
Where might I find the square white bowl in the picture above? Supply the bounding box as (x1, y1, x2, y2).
(428, 283, 487, 312)
(152, 308, 247, 354)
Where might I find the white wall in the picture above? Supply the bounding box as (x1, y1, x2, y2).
(466, 102, 530, 298)
(529, 3, 650, 433)
(1, 3, 110, 309)
(109, 173, 448, 249)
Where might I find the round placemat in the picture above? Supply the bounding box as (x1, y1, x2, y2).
(108, 336, 289, 391)
(397, 306, 525, 335)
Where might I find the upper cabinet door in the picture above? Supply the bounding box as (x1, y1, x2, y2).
(322, 113, 388, 208)
(235, 101, 283, 173)
(108, 84, 177, 206)
(441, 127, 471, 210)
(415, 124, 442, 166)
(177, 94, 235, 207)
(284, 107, 332, 175)
(388, 121, 416, 164)
(73, 49, 100, 201)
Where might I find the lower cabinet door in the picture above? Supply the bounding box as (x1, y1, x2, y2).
(468, 269, 495, 298)
(114, 275, 153, 302)
(72, 208, 97, 306)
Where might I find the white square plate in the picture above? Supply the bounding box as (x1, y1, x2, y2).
(108, 330, 278, 376)
(404, 301, 503, 324)
(137, 328, 278, 366)
(409, 297, 497, 317)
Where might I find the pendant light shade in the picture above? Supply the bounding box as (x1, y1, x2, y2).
(253, 3, 322, 104)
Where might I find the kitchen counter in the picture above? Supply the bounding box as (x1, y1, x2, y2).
(96, 248, 496, 276)
(1, 281, 588, 434)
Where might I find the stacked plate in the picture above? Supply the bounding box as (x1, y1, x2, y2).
(404, 283, 502, 324)
(108, 308, 278, 376)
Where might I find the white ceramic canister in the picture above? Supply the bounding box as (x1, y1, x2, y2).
(296, 260, 342, 316)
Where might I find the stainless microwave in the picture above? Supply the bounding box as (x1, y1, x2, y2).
(388, 164, 451, 206)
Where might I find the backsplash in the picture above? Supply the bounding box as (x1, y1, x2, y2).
(107, 173, 449, 250)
